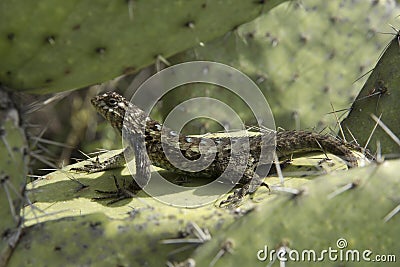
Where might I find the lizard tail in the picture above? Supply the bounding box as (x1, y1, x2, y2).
(275, 130, 371, 168)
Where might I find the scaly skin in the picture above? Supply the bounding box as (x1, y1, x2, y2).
(75, 92, 373, 206)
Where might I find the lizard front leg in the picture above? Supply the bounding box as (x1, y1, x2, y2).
(71, 150, 127, 173)
(72, 134, 151, 203)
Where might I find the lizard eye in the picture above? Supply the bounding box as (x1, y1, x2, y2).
(107, 98, 118, 106)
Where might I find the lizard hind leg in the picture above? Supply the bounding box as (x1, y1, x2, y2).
(219, 173, 270, 208)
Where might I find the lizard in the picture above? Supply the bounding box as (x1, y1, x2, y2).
(74, 91, 373, 206)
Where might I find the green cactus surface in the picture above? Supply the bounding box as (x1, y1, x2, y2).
(341, 35, 400, 155)
(163, 0, 400, 131)
(0, 0, 287, 94)
(0, 90, 28, 267)
(3, 0, 400, 266)
(192, 159, 400, 266)
(12, 148, 360, 266)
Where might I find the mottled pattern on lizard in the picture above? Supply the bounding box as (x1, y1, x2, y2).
(75, 92, 373, 206)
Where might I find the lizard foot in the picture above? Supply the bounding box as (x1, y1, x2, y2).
(219, 182, 270, 208)
(92, 175, 140, 205)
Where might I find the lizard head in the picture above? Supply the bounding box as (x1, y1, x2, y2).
(91, 91, 150, 134)
(91, 92, 129, 131)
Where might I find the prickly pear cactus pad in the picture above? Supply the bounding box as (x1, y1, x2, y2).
(0, 0, 287, 94)
(341, 35, 400, 155)
(15, 149, 352, 266)
(166, 0, 400, 131)
(5, 0, 400, 265)
(0, 90, 28, 267)
(192, 159, 400, 266)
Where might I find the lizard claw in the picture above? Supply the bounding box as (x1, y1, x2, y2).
(219, 185, 249, 208)
(219, 182, 270, 208)
(92, 175, 140, 205)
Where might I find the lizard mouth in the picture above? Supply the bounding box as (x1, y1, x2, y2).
(91, 97, 108, 117)
(90, 92, 128, 131)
